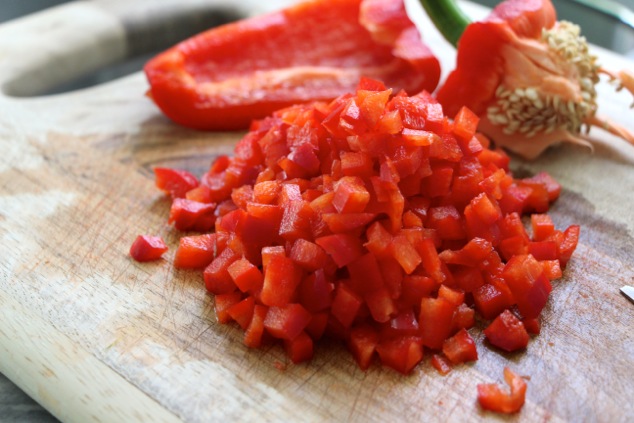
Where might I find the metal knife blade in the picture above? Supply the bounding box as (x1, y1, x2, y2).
(620, 285, 634, 304)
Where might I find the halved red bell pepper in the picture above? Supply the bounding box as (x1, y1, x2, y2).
(145, 0, 440, 130)
(423, 0, 634, 158)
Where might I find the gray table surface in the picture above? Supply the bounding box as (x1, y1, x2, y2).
(0, 373, 59, 423)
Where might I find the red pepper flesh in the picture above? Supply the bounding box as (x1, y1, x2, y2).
(129, 235, 168, 262)
(144, 0, 440, 130)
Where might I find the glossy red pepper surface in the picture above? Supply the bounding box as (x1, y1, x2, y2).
(144, 78, 579, 375)
(144, 0, 440, 130)
(129, 235, 168, 262)
(478, 367, 527, 413)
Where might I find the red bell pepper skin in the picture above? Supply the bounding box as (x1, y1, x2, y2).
(129, 235, 168, 262)
(144, 0, 440, 130)
(432, 0, 634, 158)
(437, 0, 556, 119)
(483, 309, 529, 352)
(477, 367, 527, 414)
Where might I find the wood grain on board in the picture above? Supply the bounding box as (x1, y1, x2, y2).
(0, 1, 633, 422)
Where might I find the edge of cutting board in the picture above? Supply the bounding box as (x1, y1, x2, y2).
(0, 289, 182, 423)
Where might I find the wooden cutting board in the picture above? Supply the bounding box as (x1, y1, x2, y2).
(1, 1, 633, 422)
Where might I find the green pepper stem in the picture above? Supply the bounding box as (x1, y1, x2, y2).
(418, 0, 472, 47)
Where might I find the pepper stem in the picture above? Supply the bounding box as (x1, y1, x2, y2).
(418, 0, 471, 47)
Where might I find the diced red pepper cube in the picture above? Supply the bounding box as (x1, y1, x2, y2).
(230, 185, 254, 210)
(379, 309, 420, 340)
(316, 233, 364, 268)
(442, 328, 478, 364)
(421, 165, 453, 198)
(464, 198, 501, 244)
(473, 282, 514, 320)
(400, 275, 436, 308)
(241, 202, 283, 247)
(426, 206, 465, 240)
(522, 317, 541, 335)
(439, 237, 493, 267)
(227, 296, 256, 330)
(332, 176, 370, 213)
(174, 233, 222, 269)
(470, 193, 502, 226)
(483, 310, 529, 352)
(359, 88, 391, 128)
(499, 183, 532, 215)
(559, 225, 580, 268)
(521, 172, 561, 202)
(261, 245, 286, 270)
(331, 283, 363, 328)
(261, 255, 302, 307)
(530, 214, 555, 241)
(284, 331, 314, 363)
(214, 292, 242, 324)
(168, 198, 216, 232)
(540, 259, 562, 280)
(376, 336, 424, 375)
(244, 304, 268, 348)
(390, 234, 422, 274)
(305, 311, 329, 340)
(204, 248, 240, 294)
(402, 128, 439, 147)
(499, 235, 529, 262)
(428, 131, 462, 161)
(322, 212, 376, 233)
(503, 254, 552, 319)
(340, 151, 374, 177)
(279, 199, 313, 241)
(452, 303, 476, 331)
(419, 297, 455, 350)
(452, 106, 479, 141)
(289, 239, 329, 271)
(347, 253, 385, 294)
(253, 180, 281, 204)
(348, 324, 379, 370)
(154, 167, 199, 199)
(528, 241, 559, 261)
(477, 367, 527, 414)
(416, 237, 446, 284)
(287, 143, 321, 177)
(431, 354, 452, 375)
(298, 270, 334, 313)
(263, 304, 312, 340)
(376, 108, 403, 134)
(438, 285, 465, 307)
(227, 258, 264, 293)
(519, 180, 550, 213)
(365, 286, 396, 323)
(129, 235, 168, 262)
(364, 221, 393, 258)
(378, 257, 404, 299)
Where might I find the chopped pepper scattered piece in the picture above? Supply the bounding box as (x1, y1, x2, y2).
(129, 235, 168, 262)
(477, 367, 527, 414)
(143, 79, 579, 376)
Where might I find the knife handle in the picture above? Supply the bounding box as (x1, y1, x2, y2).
(0, 0, 296, 98)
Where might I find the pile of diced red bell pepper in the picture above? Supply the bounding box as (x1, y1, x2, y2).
(147, 78, 579, 375)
